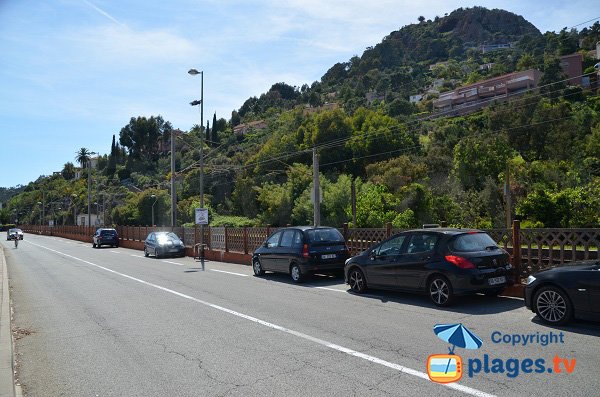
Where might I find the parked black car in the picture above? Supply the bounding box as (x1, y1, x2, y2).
(252, 226, 350, 282)
(344, 228, 514, 306)
(525, 260, 600, 325)
(144, 231, 186, 258)
(92, 228, 119, 248)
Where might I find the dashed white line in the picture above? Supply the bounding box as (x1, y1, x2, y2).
(25, 239, 495, 397)
(130, 254, 145, 258)
(161, 260, 184, 266)
(209, 269, 249, 277)
(312, 286, 346, 293)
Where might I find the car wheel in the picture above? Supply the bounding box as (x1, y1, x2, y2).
(155, 248, 162, 259)
(290, 264, 304, 283)
(534, 286, 573, 325)
(428, 275, 454, 307)
(144, 247, 149, 257)
(348, 268, 367, 293)
(92, 242, 96, 248)
(252, 258, 265, 276)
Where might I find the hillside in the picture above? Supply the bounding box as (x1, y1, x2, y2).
(2, 7, 600, 230)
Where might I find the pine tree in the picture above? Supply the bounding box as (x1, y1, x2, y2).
(211, 112, 219, 146)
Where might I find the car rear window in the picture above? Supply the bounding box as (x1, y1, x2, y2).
(306, 228, 344, 243)
(101, 230, 117, 236)
(451, 232, 498, 252)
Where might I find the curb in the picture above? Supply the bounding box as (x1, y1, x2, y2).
(0, 246, 16, 397)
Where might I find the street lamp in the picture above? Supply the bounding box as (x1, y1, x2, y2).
(87, 152, 98, 228)
(71, 194, 77, 225)
(189, 68, 205, 264)
(151, 194, 158, 226)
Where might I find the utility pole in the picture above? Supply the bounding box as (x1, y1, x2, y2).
(171, 129, 177, 226)
(351, 178, 357, 226)
(313, 147, 320, 227)
(505, 163, 511, 229)
(87, 158, 92, 228)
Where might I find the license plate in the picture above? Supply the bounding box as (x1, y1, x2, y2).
(321, 254, 337, 260)
(488, 276, 506, 286)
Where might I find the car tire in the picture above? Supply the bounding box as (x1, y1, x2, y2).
(92, 242, 96, 248)
(533, 286, 573, 325)
(348, 267, 367, 293)
(290, 263, 304, 283)
(144, 247, 149, 257)
(252, 258, 265, 276)
(428, 275, 454, 307)
(155, 248, 161, 259)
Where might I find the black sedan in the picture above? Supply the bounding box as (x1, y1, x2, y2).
(144, 231, 186, 258)
(344, 228, 514, 306)
(525, 260, 600, 325)
(92, 228, 119, 248)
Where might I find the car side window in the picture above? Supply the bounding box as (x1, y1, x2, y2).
(292, 231, 304, 248)
(279, 230, 295, 248)
(407, 234, 438, 254)
(375, 235, 406, 257)
(266, 231, 282, 248)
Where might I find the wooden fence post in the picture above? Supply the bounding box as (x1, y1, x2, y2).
(343, 223, 349, 242)
(512, 220, 521, 284)
(386, 222, 392, 238)
(224, 227, 229, 252)
(243, 227, 248, 255)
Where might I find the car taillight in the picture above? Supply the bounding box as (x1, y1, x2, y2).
(445, 255, 476, 269)
(302, 244, 310, 258)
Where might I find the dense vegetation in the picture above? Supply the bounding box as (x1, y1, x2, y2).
(2, 7, 599, 229)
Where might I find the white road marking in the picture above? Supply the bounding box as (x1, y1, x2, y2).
(26, 240, 494, 397)
(311, 286, 346, 293)
(210, 269, 248, 277)
(161, 260, 184, 266)
(130, 254, 145, 258)
(110, 250, 120, 253)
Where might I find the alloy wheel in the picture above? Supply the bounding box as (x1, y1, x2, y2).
(348, 269, 366, 293)
(535, 288, 570, 324)
(429, 277, 451, 306)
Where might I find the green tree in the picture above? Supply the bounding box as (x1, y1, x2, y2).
(119, 115, 172, 163)
(61, 162, 76, 180)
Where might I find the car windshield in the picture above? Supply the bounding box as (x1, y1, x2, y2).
(156, 232, 180, 243)
(306, 228, 344, 243)
(451, 232, 498, 252)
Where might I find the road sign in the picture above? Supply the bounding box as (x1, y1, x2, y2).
(195, 208, 209, 225)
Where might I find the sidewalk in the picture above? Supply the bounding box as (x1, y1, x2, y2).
(0, 245, 16, 397)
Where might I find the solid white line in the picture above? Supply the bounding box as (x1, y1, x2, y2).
(210, 269, 248, 277)
(110, 250, 120, 254)
(26, 240, 495, 397)
(161, 260, 184, 266)
(130, 254, 144, 258)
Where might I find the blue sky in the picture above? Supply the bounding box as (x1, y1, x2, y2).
(0, 0, 595, 188)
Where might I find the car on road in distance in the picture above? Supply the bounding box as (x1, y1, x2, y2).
(144, 231, 186, 258)
(344, 228, 514, 306)
(7, 228, 24, 240)
(252, 226, 350, 282)
(525, 260, 600, 325)
(92, 228, 119, 248)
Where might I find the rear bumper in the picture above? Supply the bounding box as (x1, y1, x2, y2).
(448, 268, 514, 295)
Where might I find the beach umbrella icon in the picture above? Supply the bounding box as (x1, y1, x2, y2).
(433, 323, 482, 354)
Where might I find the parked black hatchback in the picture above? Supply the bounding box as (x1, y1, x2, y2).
(92, 228, 119, 248)
(344, 228, 513, 306)
(252, 226, 349, 282)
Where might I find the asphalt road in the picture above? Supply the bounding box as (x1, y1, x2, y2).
(1, 234, 599, 397)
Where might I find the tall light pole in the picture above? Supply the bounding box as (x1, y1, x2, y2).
(188, 68, 205, 263)
(87, 152, 97, 228)
(151, 194, 158, 227)
(71, 193, 77, 225)
(37, 201, 43, 225)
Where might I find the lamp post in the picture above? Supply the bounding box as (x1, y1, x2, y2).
(87, 152, 97, 228)
(71, 194, 77, 226)
(188, 68, 205, 264)
(151, 194, 158, 226)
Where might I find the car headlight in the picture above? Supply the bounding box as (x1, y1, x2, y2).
(526, 275, 536, 285)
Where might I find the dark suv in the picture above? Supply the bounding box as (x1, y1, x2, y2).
(344, 228, 514, 306)
(252, 226, 349, 282)
(92, 228, 119, 248)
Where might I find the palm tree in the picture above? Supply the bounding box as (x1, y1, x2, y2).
(61, 162, 76, 180)
(75, 147, 92, 168)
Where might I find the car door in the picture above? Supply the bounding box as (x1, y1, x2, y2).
(365, 235, 407, 287)
(276, 229, 298, 272)
(259, 231, 283, 271)
(582, 264, 600, 314)
(146, 233, 156, 255)
(396, 233, 440, 290)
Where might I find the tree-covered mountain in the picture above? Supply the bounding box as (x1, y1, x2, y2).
(2, 7, 599, 229)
